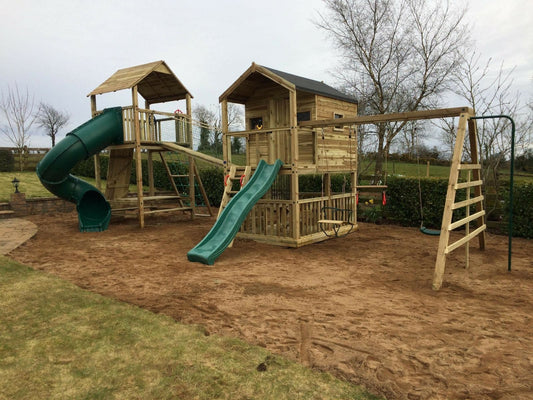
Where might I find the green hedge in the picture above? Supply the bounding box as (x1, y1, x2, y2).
(384, 176, 452, 229)
(70, 159, 532, 238)
(0, 149, 15, 172)
(71, 156, 225, 207)
(503, 183, 533, 238)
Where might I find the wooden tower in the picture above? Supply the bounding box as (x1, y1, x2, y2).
(87, 61, 221, 227)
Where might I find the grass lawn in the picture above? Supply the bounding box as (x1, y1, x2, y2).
(0, 172, 139, 203)
(1, 172, 55, 201)
(0, 256, 381, 400)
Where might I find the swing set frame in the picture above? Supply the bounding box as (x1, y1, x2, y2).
(301, 106, 487, 290)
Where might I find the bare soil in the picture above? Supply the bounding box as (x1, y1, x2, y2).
(11, 212, 533, 400)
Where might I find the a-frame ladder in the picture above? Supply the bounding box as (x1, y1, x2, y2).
(433, 112, 486, 290)
(158, 152, 214, 217)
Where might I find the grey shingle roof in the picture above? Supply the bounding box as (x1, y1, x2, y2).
(262, 66, 357, 104)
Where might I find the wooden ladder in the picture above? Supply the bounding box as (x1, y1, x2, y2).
(159, 152, 214, 217)
(217, 165, 252, 217)
(433, 113, 486, 290)
(217, 165, 252, 248)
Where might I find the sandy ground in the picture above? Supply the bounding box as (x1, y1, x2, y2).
(11, 212, 533, 400)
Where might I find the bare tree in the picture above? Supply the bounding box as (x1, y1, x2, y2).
(449, 51, 530, 185)
(440, 51, 532, 219)
(0, 84, 40, 171)
(36, 103, 70, 147)
(193, 104, 243, 154)
(316, 0, 469, 178)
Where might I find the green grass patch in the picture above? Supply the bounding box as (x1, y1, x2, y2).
(359, 159, 451, 179)
(0, 172, 140, 202)
(0, 172, 53, 201)
(0, 256, 381, 400)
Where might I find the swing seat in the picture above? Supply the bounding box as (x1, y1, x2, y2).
(318, 207, 354, 238)
(420, 226, 440, 236)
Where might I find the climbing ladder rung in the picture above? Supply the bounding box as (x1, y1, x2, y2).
(171, 174, 189, 178)
(144, 207, 193, 215)
(448, 210, 486, 231)
(117, 195, 183, 202)
(455, 180, 483, 190)
(445, 225, 486, 254)
(451, 195, 484, 210)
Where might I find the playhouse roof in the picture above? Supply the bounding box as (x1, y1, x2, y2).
(88, 60, 192, 104)
(219, 63, 357, 104)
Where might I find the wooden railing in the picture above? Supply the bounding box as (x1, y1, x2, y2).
(240, 193, 355, 238)
(241, 200, 293, 237)
(122, 107, 191, 144)
(299, 193, 356, 236)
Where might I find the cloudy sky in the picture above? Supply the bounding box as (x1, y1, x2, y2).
(1, 0, 531, 147)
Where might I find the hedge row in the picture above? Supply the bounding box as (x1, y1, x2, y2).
(383, 177, 532, 239)
(503, 183, 533, 238)
(71, 158, 532, 238)
(0, 149, 15, 172)
(71, 156, 225, 208)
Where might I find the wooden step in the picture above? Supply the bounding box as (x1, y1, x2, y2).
(0, 210, 15, 219)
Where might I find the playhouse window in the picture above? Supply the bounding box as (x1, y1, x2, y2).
(250, 117, 263, 130)
(297, 111, 311, 122)
(334, 112, 344, 131)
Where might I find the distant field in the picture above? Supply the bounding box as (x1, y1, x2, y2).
(359, 160, 451, 179)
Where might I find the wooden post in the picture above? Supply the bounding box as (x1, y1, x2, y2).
(433, 113, 469, 290)
(426, 161, 430, 177)
(351, 127, 358, 223)
(221, 99, 230, 169)
(467, 118, 486, 250)
(465, 170, 471, 269)
(189, 156, 195, 219)
(132, 86, 144, 228)
(90, 95, 102, 190)
(289, 89, 300, 241)
(186, 94, 192, 146)
(147, 150, 155, 196)
(268, 99, 275, 164)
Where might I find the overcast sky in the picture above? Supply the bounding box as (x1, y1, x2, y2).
(1, 0, 531, 147)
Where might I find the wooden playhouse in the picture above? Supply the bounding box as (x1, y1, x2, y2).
(219, 63, 359, 247)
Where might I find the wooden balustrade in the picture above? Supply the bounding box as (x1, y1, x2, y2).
(240, 193, 355, 240)
(121, 107, 189, 144)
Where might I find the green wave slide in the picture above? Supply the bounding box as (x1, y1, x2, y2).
(36, 107, 124, 232)
(188, 159, 283, 265)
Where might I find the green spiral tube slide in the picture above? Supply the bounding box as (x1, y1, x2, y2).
(36, 107, 124, 232)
